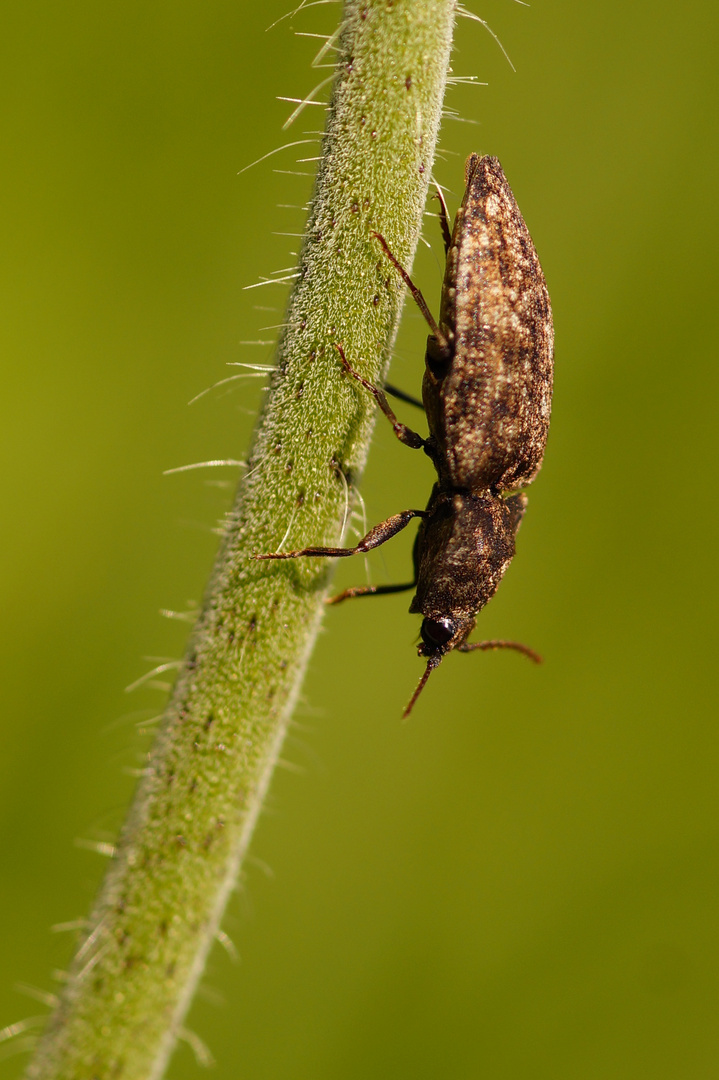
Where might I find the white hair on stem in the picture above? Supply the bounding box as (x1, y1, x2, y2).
(334, 460, 351, 541)
(51, 919, 88, 934)
(279, 73, 335, 129)
(214, 929, 239, 963)
(188, 367, 273, 406)
(243, 273, 301, 290)
(159, 609, 197, 623)
(15, 985, 59, 1010)
(442, 106, 480, 125)
(0, 1016, 46, 1059)
(309, 25, 342, 67)
(455, 5, 516, 70)
(124, 661, 182, 694)
(74, 838, 117, 859)
(446, 75, 489, 86)
(163, 460, 246, 476)
(265, 0, 339, 34)
(176, 1028, 214, 1069)
(237, 138, 318, 176)
(274, 505, 298, 554)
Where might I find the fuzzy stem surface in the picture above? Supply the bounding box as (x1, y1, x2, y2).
(27, 2, 455, 1076)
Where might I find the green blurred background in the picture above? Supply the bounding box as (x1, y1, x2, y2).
(1, 1, 717, 1077)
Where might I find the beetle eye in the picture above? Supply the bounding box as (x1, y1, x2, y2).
(421, 617, 455, 649)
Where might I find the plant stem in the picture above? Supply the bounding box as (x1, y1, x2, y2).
(26, 2, 455, 1076)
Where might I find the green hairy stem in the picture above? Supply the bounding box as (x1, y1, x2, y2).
(27, 2, 456, 1076)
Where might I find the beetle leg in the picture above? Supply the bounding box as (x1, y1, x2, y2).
(434, 185, 452, 255)
(253, 509, 427, 562)
(326, 580, 416, 605)
(383, 382, 424, 411)
(336, 345, 425, 450)
(371, 232, 451, 353)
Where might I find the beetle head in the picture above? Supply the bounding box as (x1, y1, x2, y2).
(403, 613, 476, 718)
(419, 613, 476, 658)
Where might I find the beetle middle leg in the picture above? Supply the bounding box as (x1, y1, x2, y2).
(253, 508, 427, 562)
(382, 383, 424, 410)
(335, 345, 425, 450)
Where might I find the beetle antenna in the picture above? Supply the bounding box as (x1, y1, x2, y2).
(403, 654, 442, 719)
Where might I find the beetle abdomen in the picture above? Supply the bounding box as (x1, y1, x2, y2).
(426, 155, 553, 492)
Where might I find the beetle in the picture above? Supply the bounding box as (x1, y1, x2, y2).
(255, 154, 554, 716)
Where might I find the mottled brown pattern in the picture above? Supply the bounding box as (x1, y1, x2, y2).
(410, 486, 527, 633)
(425, 154, 553, 492)
(255, 155, 553, 715)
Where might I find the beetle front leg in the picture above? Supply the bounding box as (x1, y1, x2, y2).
(434, 185, 452, 255)
(371, 232, 450, 352)
(253, 508, 427, 562)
